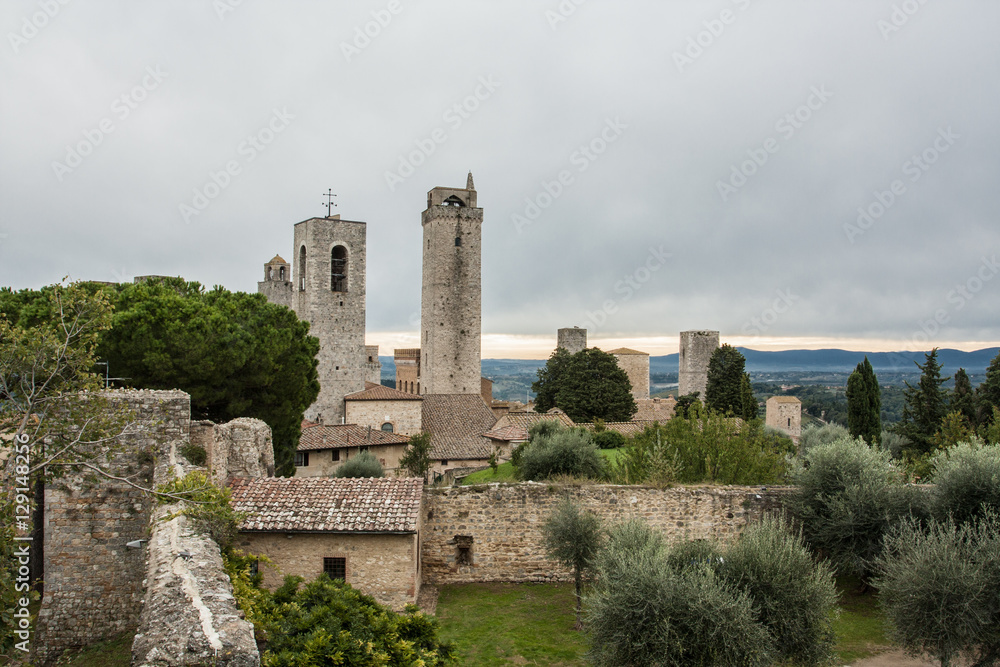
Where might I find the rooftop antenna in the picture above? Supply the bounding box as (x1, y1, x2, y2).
(323, 189, 338, 217)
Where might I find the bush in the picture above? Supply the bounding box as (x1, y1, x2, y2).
(179, 442, 207, 466)
(879, 430, 909, 459)
(333, 450, 384, 478)
(786, 436, 926, 580)
(930, 440, 1000, 525)
(875, 514, 1000, 667)
(517, 424, 605, 481)
(799, 423, 849, 454)
(593, 429, 625, 450)
(587, 521, 773, 667)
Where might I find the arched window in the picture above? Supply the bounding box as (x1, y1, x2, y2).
(279, 266, 285, 281)
(380, 422, 394, 433)
(331, 246, 347, 292)
(298, 246, 306, 291)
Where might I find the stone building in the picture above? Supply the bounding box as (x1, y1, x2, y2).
(394, 347, 421, 394)
(765, 395, 802, 444)
(678, 330, 720, 399)
(420, 173, 483, 395)
(258, 214, 369, 424)
(231, 477, 424, 610)
(365, 344, 382, 385)
(609, 347, 651, 400)
(344, 382, 423, 436)
(293, 421, 411, 476)
(556, 326, 587, 354)
(420, 393, 497, 475)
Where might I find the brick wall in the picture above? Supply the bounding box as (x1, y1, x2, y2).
(421, 483, 791, 585)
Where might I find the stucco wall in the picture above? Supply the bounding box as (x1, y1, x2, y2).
(346, 399, 422, 437)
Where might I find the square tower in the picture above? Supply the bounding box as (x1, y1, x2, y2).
(420, 173, 483, 395)
(292, 215, 368, 423)
(678, 330, 719, 400)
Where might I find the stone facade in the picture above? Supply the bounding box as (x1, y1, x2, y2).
(556, 327, 587, 355)
(345, 398, 423, 437)
(295, 443, 409, 477)
(365, 345, 382, 385)
(766, 396, 802, 444)
(238, 532, 421, 610)
(421, 483, 791, 585)
(420, 174, 483, 395)
(678, 330, 720, 399)
(394, 347, 421, 394)
(257, 255, 293, 310)
(609, 348, 650, 400)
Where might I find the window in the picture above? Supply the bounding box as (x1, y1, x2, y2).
(294, 451, 309, 467)
(279, 266, 285, 281)
(331, 245, 347, 292)
(332, 449, 340, 462)
(323, 557, 346, 581)
(455, 535, 473, 565)
(455, 236, 462, 246)
(787, 418, 791, 427)
(298, 246, 306, 291)
(381, 422, 394, 433)
(249, 560, 259, 577)
(359, 446, 370, 454)
(441, 459, 448, 466)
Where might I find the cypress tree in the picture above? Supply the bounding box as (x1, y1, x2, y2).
(846, 356, 882, 445)
(894, 348, 950, 456)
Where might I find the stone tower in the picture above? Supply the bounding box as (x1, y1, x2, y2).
(609, 348, 650, 400)
(557, 327, 587, 355)
(766, 396, 802, 444)
(258, 255, 293, 309)
(420, 173, 482, 395)
(291, 214, 368, 423)
(394, 348, 421, 395)
(678, 330, 719, 400)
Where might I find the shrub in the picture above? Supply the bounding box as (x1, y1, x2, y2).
(879, 430, 909, 459)
(179, 442, 207, 466)
(874, 514, 1000, 667)
(517, 424, 605, 481)
(786, 436, 926, 580)
(593, 429, 625, 450)
(333, 450, 384, 478)
(798, 423, 849, 454)
(930, 440, 1000, 526)
(157, 471, 246, 551)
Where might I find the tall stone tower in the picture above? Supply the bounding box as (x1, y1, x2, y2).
(420, 173, 482, 395)
(609, 348, 651, 400)
(258, 255, 293, 310)
(291, 214, 368, 423)
(557, 327, 587, 355)
(678, 330, 719, 400)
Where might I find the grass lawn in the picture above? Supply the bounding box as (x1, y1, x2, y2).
(436, 582, 589, 666)
(461, 449, 624, 485)
(833, 577, 892, 664)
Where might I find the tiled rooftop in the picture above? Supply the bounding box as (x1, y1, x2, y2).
(482, 410, 576, 442)
(231, 476, 422, 533)
(606, 347, 649, 355)
(421, 394, 497, 460)
(344, 382, 423, 402)
(298, 422, 409, 452)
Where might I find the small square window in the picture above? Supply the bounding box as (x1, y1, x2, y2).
(294, 451, 309, 467)
(455, 237, 462, 246)
(249, 560, 259, 577)
(323, 557, 346, 581)
(332, 449, 340, 462)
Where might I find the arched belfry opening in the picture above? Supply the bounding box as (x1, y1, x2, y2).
(331, 245, 348, 292)
(298, 246, 306, 291)
(442, 195, 465, 207)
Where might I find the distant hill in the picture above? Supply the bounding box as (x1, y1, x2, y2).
(382, 347, 998, 379)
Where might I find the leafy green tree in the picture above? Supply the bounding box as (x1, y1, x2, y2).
(542, 498, 603, 627)
(740, 372, 758, 421)
(333, 451, 384, 478)
(950, 368, 980, 427)
(894, 348, 950, 456)
(930, 440, 1000, 526)
(672, 392, 701, 419)
(846, 356, 882, 445)
(705, 344, 750, 416)
(787, 436, 927, 581)
(931, 411, 975, 451)
(517, 422, 606, 481)
(977, 350, 1000, 426)
(531, 348, 636, 423)
(96, 279, 320, 476)
(875, 515, 1000, 667)
(399, 432, 432, 480)
(593, 429, 625, 450)
(798, 423, 849, 454)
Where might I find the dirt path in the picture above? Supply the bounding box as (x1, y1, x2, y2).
(850, 649, 937, 666)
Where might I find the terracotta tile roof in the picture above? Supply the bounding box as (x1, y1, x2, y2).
(421, 394, 497, 460)
(581, 421, 658, 436)
(607, 347, 649, 355)
(768, 396, 802, 403)
(266, 254, 288, 265)
(482, 410, 576, 442)
(345, 383, 422, 401)
(634, 397, 677, 422)
(298, 422, 409, 452)
(231, 477, 422, 533)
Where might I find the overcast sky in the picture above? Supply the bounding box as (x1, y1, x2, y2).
(2, 1, 998, 358)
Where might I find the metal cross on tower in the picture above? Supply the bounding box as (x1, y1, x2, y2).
(322, 189, 338, 217)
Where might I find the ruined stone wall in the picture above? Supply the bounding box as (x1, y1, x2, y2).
(345, 399, 422, 437)
(557, 327, 587, 355)
(33, 390, 189, 664)
(238, 532, 420, 610)
(678, 330, 720, 399)
(421, 483, 791, 585)
(211, 418, 275, 484)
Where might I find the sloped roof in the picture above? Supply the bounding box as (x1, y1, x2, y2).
(231, 477, 422, 533)
(482, 410, 576, 442)
(298, 422, 409, 452)
(767, 396, 802, 404)
(421, 394, 497, 460)
(266, 254, 288, 265)
(634, 397, 677, 422)
(580, 421, 658, 436)
(607, 347, 649, 355)
(345, 382, 422, 402)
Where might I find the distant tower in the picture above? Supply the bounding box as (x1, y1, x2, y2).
(609, 348, 650, 400)
(258, 255, 293, 309)
(365, 345, 382, 385)
(420, 173, 483, 395)
(766, 396, 802, 445)
(291, 214, 367, 423)
(678, 330, 719, 400)
(394, 348, 421, 394)
(557, 327, 587, 355)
